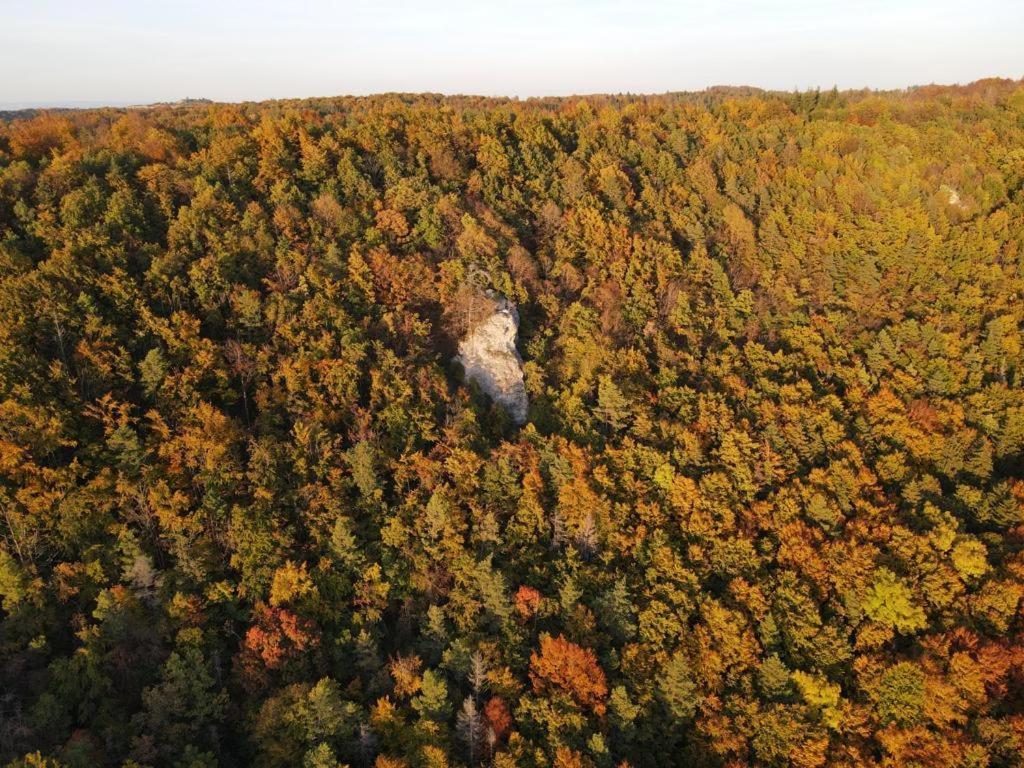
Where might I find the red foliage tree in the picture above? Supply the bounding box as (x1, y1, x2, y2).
(483, 695, 512, 743)
(235, 603, 319, 692)
(514, 585, 543, 619)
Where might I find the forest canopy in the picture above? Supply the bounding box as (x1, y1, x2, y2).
(1, 80, 1023, 768)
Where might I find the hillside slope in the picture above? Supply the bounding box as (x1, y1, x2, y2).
(1, 81, 1023, 767)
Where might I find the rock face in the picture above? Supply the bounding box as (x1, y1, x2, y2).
(456, 295, 528, 424)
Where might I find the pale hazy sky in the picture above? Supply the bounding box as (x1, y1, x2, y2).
(1, 0, 1022, 107)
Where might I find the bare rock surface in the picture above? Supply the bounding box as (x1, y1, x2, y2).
(456, 294, 528, 424)
(942, 184, 964, 208)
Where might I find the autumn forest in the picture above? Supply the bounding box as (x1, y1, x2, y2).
(0, 81, 1023, 767)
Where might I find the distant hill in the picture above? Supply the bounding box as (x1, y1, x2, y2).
(0, 98, 212, 122)
(0, 107, 71, 122)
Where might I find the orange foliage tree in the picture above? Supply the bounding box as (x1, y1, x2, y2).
(529, 634, 608, 715)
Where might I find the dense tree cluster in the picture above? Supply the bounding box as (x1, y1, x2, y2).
(1, 80, 1023, 767)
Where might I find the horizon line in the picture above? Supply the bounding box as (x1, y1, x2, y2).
(3, 75, 1022, 113)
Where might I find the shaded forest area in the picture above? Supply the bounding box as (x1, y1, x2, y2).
(1, 80, 1023, 767)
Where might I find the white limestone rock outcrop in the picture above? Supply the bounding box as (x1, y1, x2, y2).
(456, 295, 528, 424)
(942, 184, 966, 209)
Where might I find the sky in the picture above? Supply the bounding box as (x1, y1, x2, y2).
(1, 0, 1022, 107)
